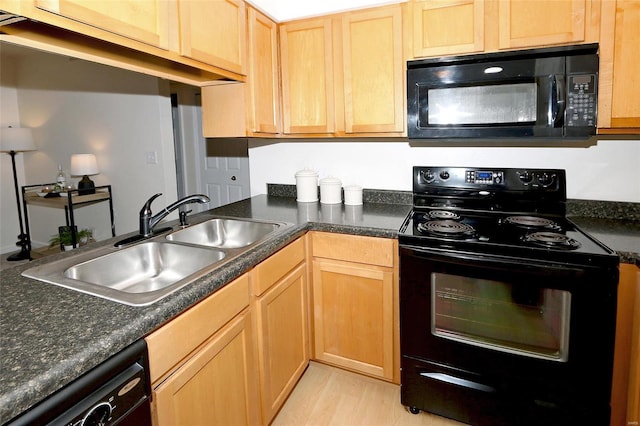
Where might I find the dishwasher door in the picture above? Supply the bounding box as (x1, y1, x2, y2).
(4, 340, 151, 426)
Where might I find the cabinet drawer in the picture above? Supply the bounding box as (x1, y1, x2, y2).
(252, 237, 305, 296)
(311, 232, 394, 267)
(146, 273, 249, 384)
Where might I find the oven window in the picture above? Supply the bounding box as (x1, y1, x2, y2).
(431, 273, 570, 361)
(422, 83, 537, 125)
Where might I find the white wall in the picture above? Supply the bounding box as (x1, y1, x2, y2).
(1, 49, 178, 252)
(248, 140, 640, 202)
(247, 0, 406, 21)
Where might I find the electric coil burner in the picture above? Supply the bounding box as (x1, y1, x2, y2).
(399, 166, 619, 426)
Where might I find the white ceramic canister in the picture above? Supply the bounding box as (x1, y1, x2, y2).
(295, 169, 319, 202)
(343, 185, 363, 206)
(319, 176, 342, 204)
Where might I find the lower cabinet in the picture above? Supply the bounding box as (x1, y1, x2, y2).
(251, 237, 309, 424)
(146, 273, 260, 426)
(310, 232, 399, 383)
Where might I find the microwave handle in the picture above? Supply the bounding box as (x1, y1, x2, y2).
(548, 75, 566, 128)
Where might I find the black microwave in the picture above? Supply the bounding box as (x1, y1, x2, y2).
(407, 44, 599, 140)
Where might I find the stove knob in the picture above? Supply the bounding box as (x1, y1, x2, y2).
(422, 170, 435, 183)
(518, 171, 532, 184)
(537, 173, 555, 187)
(439, 171, 450, 180)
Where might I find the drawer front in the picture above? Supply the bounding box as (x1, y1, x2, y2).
(146, 273, 250, 384)
(311, 232, 394, 267)
(253, 237, 305, 296)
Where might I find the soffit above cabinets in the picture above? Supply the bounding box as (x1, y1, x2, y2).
(246, 0, 407, 22)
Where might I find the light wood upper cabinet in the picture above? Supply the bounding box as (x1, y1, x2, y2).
(247, 6, 281, 135)
(251, 238, 309, 425)
(280, 17, 336, 134)
(279, 4, 405, 137)
(597, 0, 640, 132)
(410, 0, 485, 57)
(310, 232, 399, 383)
(178, 0, 246, 75)
(340, 6, 405, 134)
(497, 0, 587, 49)
(34, 0, 172, 49)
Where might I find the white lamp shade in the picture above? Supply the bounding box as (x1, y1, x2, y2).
(0, 127, 36, 152)
(70, 154, 99, 176)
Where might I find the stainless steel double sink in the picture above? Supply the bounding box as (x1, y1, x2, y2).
(23, 217, 290, 306)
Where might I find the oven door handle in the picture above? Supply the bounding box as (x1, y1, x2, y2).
(420, 372, 496, 393)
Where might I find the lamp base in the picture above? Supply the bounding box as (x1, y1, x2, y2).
(78, 175, 95, 195)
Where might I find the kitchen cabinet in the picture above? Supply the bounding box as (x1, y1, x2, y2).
(33, 0, 172, 49)
(597, 0, 640, 133)
(310, 232, 399, 383)
(200, 6, 280, 138)
(251, 237, 309, 424)
(178, 0, 246, 75)
(146, 274, 260, 426)
(409, 0, 485, 57)
(611, 263, 640, 426)
(279, 17, 336, 135)
(279, 4, 405, 136)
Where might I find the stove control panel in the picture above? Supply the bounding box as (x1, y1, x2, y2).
(414, 166, 566, 195)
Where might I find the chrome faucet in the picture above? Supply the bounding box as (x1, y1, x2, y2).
(140, 193, 210, 237)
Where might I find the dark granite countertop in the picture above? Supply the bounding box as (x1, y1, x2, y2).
(1, 190, 637, 423)
(0, 194, 411, 424)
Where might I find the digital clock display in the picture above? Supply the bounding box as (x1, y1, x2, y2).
(477, 171, 493, 179)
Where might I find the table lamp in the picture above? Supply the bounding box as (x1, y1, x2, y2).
(0, 126, 36, 261)
(70, 154, 99, 195)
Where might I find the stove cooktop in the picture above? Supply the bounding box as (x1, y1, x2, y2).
(399, 166, 619, 266)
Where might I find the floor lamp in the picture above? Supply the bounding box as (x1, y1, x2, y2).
(1, 127, 36, 261)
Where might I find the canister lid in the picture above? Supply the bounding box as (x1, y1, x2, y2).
(295, 169, 318, 177)
(319, 176, 342, 185)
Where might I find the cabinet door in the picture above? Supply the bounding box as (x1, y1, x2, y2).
(498, 0, 586, 49)
(34, 0, 171, 49)
(153, 311, 260, 426)
(341, 6, 404, 134)
(255, 263, 309, 424)
(312, 258, 394, 381)
(178, 0, 246, 74)
(280, 18, 335, 134)
(598, 0, 640, 131)
(247, 7, 281, 135)
(411, 0, 484, 58)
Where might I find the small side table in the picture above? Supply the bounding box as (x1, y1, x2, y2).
(22, 184, 115, 251)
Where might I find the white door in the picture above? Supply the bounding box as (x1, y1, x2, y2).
(202, 138, 250, 208)
(172, 85, 250, 210)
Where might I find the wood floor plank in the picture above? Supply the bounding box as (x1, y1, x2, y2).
(271, 362, 467, 426)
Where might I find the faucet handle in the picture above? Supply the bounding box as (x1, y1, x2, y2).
(140, 193, 162, 216)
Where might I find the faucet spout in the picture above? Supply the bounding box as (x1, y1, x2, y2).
(140, 193, 210, 237)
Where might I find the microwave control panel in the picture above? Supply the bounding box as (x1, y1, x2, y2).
(566, 74, 596, 128)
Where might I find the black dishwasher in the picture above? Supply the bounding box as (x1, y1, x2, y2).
(4, 340, 151, 426)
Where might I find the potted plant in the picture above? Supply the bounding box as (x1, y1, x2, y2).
(49, 226, 92, 251)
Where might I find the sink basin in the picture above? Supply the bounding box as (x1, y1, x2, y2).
(23, 242, 226, 306)
(166, 218, 281, 248)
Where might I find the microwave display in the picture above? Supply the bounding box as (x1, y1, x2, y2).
(424, 83, 537, 126)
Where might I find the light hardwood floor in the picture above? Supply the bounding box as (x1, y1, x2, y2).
(271, 362, 466, 426)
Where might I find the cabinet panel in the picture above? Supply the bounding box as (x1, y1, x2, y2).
(153, 311, 259, 426)
(178, 0, 246, 74)
(311, 232, 394, 267)
(498, 0, 586, 49)
(254, 263, 309, 424)
(411, 0, 484, 57)
(598, 0, 640, 131)
(253, 237, 305, 296)
(34, 0, 171, 49)
(341, 6, 404, 134)
(280, 18, 335, 134)
(247, 6, 281, 135)
(312, 258, 394, 380)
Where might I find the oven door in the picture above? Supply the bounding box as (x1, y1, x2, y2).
(399, 245, 617, 424)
